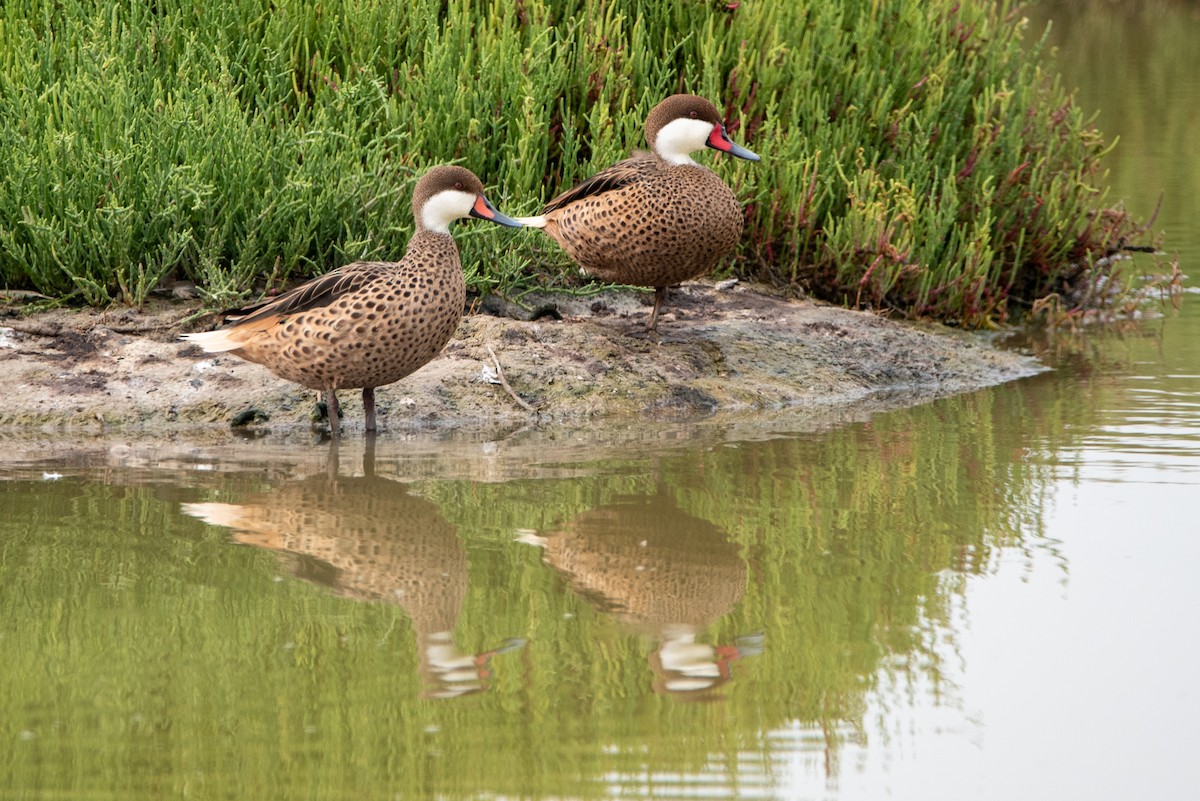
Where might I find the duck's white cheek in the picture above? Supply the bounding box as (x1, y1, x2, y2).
(655, 118, 714, 165)
(422, 190, 477, 233)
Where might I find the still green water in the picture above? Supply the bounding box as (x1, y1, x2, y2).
(0, 377, 1142, 799)
(2, 3, 1199, 799)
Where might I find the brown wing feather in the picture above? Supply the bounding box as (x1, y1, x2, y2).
(543, 151, 659, 214)
(222, 263, 383, 326)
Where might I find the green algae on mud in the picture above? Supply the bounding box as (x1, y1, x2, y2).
(0, 282, 1041, 434)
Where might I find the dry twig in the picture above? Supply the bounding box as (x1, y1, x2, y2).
(486, 345, 540, 413)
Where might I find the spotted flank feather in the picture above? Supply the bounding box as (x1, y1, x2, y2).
(542, 152, 659, 213)
(220, 266, 376, 324)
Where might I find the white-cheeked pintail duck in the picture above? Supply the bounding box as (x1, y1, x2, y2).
(519, 94, 760, 331)
(182, 165, 523, 435)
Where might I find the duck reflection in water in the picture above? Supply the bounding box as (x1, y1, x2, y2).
(183, 438, 523, 699)
(518, 491, 762, 700)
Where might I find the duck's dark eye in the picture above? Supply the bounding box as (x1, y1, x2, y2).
(689, 110, 699, 119)
(454, 181, 464, 190)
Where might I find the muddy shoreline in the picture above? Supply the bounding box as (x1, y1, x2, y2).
(0, 281, 1043, 441)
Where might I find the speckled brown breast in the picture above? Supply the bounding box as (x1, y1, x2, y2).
(544, 163, 743, 289)
(234, 232, 466, 392)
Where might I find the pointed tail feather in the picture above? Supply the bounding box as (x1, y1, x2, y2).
(511, 214, 548, 228)
(179, 329, 245, 353)
(180, 314, 280, 352)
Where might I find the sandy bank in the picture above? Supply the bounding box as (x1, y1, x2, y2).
(0, 281, 1041, 436)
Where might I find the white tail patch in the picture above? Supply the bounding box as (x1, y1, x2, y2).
(512, 215, 547, 228)
(181, 502, 245, 529)
(179, 329, 246, 353)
